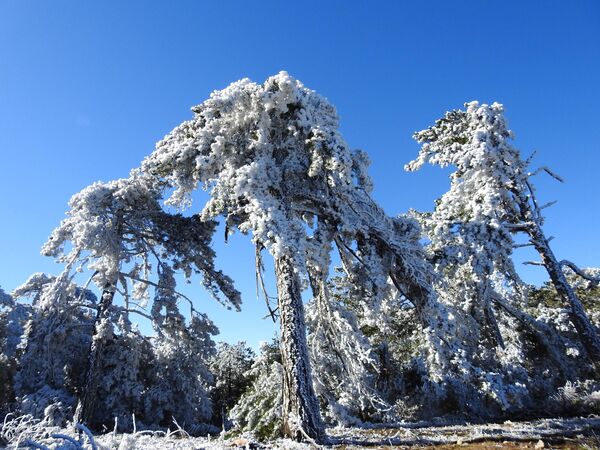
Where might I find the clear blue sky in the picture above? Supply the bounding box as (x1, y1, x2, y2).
(1, 1, 599, 348)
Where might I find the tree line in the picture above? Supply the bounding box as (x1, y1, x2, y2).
(1, 73, 599, 444)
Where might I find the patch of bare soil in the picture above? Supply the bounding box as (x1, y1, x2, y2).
(326, 417, 600, 449)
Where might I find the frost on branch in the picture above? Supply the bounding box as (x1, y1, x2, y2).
(407, 101, 600, 413)
(139, 72, 478, 436)
(230, 340, 283, 441)
(305, 274, 389, 426)
(42, 176, 240, 310)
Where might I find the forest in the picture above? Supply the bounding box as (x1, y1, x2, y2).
(1, 72, 599, 449)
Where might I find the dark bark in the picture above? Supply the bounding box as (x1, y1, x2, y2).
(72, 285, 116, 427)
(274, 255, 325, 443)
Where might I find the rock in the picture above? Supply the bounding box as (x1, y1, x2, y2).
(230, 437, 249, 447)
(534, 439, 545, 449)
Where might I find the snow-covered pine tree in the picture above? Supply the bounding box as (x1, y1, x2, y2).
(229, 339, 283, 441)
(41, 175, 240, 427)
(407, 101, 600, 370)
(87, 308, 150, 431)
(11, 273, 96, 425)
(305, 274, 388, 425)
(139, 72, 465, 439)
(209, 341, 255, 429)
(142, 268, 219, 433)
(315, 269, 423, 420)
(0, 287, 29, 414)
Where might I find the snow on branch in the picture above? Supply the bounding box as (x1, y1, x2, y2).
(559, 260, 600, 285)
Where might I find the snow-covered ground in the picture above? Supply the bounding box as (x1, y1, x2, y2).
(2, 415, 599, 449)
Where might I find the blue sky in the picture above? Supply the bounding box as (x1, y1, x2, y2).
(1, 1, 599, 348)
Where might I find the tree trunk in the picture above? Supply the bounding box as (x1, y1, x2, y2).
(274, 255, 325, 443)
(530, 229, 600, 369)
(73, 285, 116, 427)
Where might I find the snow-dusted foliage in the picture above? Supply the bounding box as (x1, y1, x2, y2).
(11, 273, 95, 426)
(142, 306, 218, 433)
(230, 340, 283, 441)
(407, 101, 600, 368)
(530, 267, 600, 329)
(141, 72, 373, 274)
(86, 312, 149, 431)
(37, 174, 241, 428)
(0, 287, 29, 414)
(209, 341, 255, 428)
(6, 78, 600, 444)
(138, 71, 472, 440)
(42, 176, 240, 311)
(305, 275, 389, 426)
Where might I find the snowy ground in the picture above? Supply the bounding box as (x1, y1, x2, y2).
(1, 416, 599, 449)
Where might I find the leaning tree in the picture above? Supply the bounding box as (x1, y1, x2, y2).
(407, 101, 600, 369)
(139, 72, 467, 440)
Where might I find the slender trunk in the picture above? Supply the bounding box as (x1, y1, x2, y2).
(274, 255, 325, 443)
(73, 284, 116, 427)
(530, 229, 600, 369)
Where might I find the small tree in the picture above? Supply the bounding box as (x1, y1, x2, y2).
(41, 175, 240, 427)
(11, 273, 95, 425)
(0, 287, 29, 414)
(142, 302, 218, 433)
(209, 341, 255, 429)
(229, 339, 283, 441)
(305, 276, 387, 425)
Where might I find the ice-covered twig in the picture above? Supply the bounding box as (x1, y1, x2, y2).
(538, 200, 557, 210)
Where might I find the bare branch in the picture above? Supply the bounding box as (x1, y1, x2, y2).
(513, 242, 534, 249)
(528, 166, 564, 183)
(539, 200, 557, 210)
(559, 260, 600, 284)
(255, 245, 278, 322)
(524, 150, 538, 166)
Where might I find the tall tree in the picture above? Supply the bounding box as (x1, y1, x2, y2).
(407, 101, 600, 369)
(140, 72, 461, 439)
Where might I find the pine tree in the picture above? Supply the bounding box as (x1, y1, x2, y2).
(41, 176, 240, 428)
(139, 72, 463, 439)
(209, 341, 255, 429)
(408, 101, 600, 370)
(230, 339, 283, 441)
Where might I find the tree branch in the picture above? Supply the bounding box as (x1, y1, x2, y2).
(559, 260, 600, 284)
